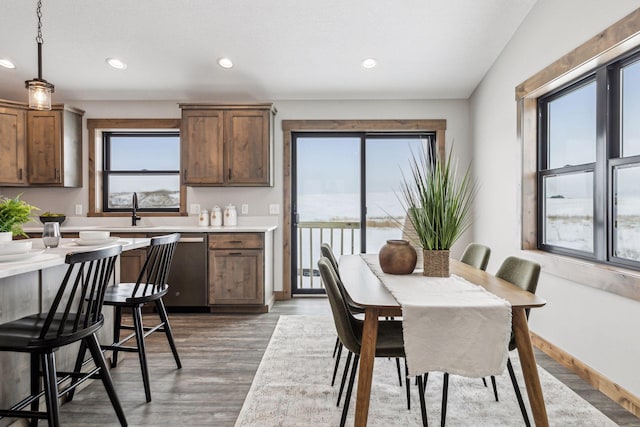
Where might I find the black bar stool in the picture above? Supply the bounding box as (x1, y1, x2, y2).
(0, 245, 127, 427)
(95, 233, 181, 403)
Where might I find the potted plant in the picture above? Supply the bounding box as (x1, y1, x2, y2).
(0, 194, 39, 240)
(399, 145, 477, 277)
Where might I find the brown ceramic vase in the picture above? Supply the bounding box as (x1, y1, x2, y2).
(378, 239, 417, 275)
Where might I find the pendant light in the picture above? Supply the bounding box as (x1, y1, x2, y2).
(25, 0, 54, 110)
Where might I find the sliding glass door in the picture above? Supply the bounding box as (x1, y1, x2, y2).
(291, 132, 433, 294)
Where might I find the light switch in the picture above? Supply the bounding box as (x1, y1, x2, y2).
(269, 203, 280, 215)
(75, 204, 82, 215)
(241, 204, 249, 214)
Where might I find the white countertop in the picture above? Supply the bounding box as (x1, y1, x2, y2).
(0, 237, 150, 279)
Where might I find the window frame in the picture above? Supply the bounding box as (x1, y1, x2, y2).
(87, 119, 186, 217)
(516, 8, 640, 303)
(536, 50, 640, 271)
(101, 131, 181, 213)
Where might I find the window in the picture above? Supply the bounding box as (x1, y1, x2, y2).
(537, 51, 640, 269)
(102, 132, 181, 213)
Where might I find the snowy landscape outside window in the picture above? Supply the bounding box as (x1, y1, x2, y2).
(102, 132, 180, 212)
(538, 50, 640, 269)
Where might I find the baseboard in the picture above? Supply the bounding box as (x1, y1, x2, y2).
(274, 291, 289, 301)
(531, 332, 640, 417)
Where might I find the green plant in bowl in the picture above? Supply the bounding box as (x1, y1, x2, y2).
(40, 211, 67, 225)
(0, 194, 39, 238)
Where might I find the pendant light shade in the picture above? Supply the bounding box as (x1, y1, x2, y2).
(25, 0, 54, 110)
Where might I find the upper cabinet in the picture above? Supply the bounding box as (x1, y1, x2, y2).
(27, 105, 84, 187)
(0, 100, 84, 187)
(0, 100, 27, 185)
(179, 103, 275, 187)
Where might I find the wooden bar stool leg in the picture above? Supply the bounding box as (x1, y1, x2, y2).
(132, 305, 152, 402)
(86, 334, 128, 426)
(112, 305, 123, 368)
(155, 299, 181, 368)
(41, 352, 60, 427)
(67, 340, 88, 401)
(30, 353, 40, 427)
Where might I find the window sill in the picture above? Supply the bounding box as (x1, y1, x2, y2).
(524, 249, 640, 302)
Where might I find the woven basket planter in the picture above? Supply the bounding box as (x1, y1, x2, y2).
(423, 249, 450, 277)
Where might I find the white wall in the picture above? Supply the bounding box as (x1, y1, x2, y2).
(0, 99, 471, 292)
(470, 0, 640, 396)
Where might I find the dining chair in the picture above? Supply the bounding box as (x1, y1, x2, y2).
(0, 245, 127, 427)
(460, 243, 491, 272)
(434, 255, 540, 427)
(79, 233, 182, 403)
(320, 244, 406, 403)
(318, 257, 426, 427)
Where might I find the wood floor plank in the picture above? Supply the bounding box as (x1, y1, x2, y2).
(3, 298, 636, 426)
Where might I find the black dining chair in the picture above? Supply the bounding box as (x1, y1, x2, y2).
(318, 257, 426, 427)
(431, 255, 541, 427)
(0, 245, 127, 427)
(77, 233, 182, 403)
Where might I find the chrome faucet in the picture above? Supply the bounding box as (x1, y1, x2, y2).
(131, 192, 141, 226)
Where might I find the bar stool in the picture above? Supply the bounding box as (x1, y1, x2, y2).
(86, 233, 181, 403)
(0, 245, 126, 427)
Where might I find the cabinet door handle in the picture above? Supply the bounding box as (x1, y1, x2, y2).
(54, 168, 59, 180)
(183, 169, 187, 180)
(228, 168, 232, 180)
(18, 168, 23, 180)
(227, 240, 242, 244)
(229, 252, 242, 255)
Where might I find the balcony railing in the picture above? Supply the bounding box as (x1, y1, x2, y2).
(296, 221, 360, 291)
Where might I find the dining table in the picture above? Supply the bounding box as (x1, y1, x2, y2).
(338, 254, 548, 427)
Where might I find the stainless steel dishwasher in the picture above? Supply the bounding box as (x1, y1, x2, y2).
(158, 233, 208, 311)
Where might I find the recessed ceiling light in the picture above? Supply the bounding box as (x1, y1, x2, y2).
(361, 58, 377, 69)
(106, 57, 127, 70)
(217, 57, 233, 69)
(0, 59, 15, 69)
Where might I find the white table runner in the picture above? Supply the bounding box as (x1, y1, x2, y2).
(361, 254, 512, 377)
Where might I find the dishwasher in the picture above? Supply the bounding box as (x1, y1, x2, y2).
(154, 233, 208, 311)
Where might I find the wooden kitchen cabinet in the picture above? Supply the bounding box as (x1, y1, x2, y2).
(0, 100, 27, 185)
(179, 104, 275, 187)
(27, 105, 83, 187)
(208, 232, 269, 311)
(110, 233, 147, 283)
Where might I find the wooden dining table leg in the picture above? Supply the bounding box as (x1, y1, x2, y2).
(354, 307, 379, 427)
(512, 308, 549, 427)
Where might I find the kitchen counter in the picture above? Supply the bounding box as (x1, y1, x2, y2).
(0, 237, 150, 279)
(23, 224, 277, 234)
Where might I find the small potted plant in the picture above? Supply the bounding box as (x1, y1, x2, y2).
(0, 194, 39, 240)
(399, 145, 477, 277)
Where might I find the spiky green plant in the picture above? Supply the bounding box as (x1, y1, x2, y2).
(399, 145, 477, 250)
(0, 194, 39, 237)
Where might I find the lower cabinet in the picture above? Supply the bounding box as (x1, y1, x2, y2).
(110, 233, 147, 283)
(208, 232, 272, 312)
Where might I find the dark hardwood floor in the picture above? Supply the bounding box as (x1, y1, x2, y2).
(11, 297, 637, 426)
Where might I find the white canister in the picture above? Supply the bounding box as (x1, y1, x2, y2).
(223, 204, 237, 227)
(198, 209, 210, 226)
(210, 206, 222, 227)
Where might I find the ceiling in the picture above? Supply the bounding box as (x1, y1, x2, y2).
(0, 0, 537, 103)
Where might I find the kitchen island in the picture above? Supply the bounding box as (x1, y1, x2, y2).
(0, 237, 150, 427)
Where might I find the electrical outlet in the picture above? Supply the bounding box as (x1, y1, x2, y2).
(269, 203, 280, 215)
(241, 204, 249, 214)
(75, 204, 82, 215)
(190, 203, 201, 215)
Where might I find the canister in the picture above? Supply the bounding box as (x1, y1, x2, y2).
(224, 204, 237, 226)
(210, 206, 222, 226)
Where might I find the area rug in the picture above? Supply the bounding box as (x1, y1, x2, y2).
(235, 315, 616, 426)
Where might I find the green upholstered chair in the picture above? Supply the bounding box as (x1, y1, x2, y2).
(318, 258, 425, 427)
(460, 243, 491, 271)
(433, 256, 541, 427)
(320, 243, 405, 395)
